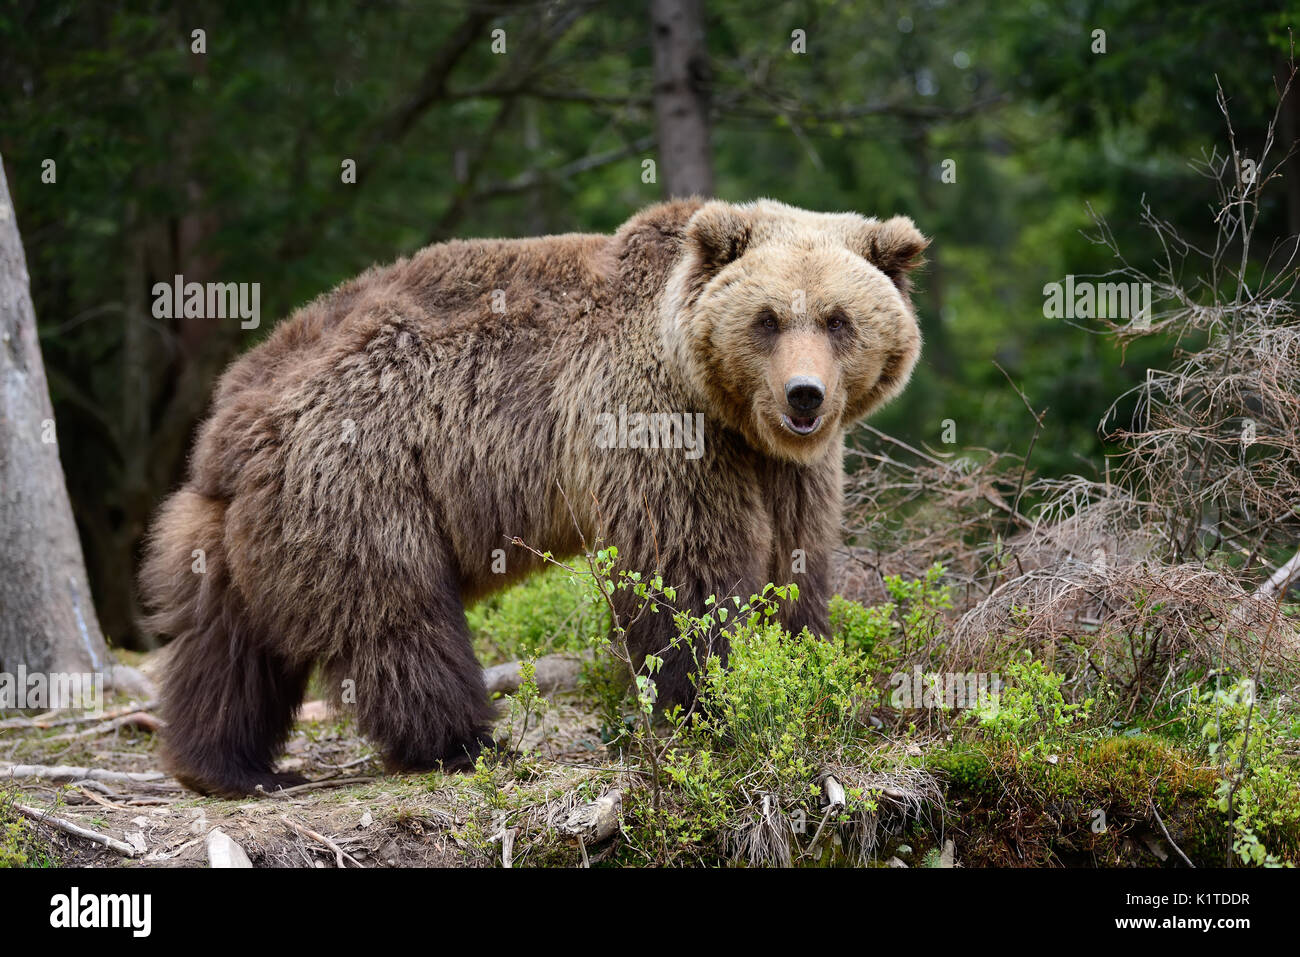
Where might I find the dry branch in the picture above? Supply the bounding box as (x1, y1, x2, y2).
(950, 560, 1300, 701)
(0, 763, 171, 787)
(47, 710, 163, 742)
(483, 652, 589, 697)
(0, 700, 157, 731)
(280, 814, 363, 868)
(14, 803, 140, 858)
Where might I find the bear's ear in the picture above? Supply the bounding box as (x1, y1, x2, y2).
(684, 202, 753, 282)
(856, 216, 929, 293)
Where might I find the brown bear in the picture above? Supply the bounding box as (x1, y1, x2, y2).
(139, 198, 926, 796)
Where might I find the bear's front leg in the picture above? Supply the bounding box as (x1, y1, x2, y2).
(775, 542, 832, 638)
(765, 454, 841, 640)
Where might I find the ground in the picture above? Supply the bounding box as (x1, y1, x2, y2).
(2, 565, 1297, 868)
(0, 689, 616, 868)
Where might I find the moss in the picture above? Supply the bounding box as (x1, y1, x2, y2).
(926, 735, 1237, 865)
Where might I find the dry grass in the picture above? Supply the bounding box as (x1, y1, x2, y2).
(836, 61, 1300, 725)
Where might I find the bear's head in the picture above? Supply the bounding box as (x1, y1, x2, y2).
(662, 199, 927, 465)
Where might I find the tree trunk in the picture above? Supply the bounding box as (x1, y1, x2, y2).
(650, 0, 714, 198)
(0, 157, 113, 682)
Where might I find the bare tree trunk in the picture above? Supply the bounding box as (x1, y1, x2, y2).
(0, 157, 113, 681)
(650, 0, 714, 198)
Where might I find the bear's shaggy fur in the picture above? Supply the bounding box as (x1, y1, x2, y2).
(139, 198, 927, 796)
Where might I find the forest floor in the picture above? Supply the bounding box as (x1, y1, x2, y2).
(0, 671, 1253, 869)
(0, 683, 618, 869)
(3, 565, 1297, 869)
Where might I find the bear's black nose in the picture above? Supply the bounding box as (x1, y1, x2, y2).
(785, 375, 825, 414)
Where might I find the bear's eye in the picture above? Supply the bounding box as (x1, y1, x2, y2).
(826, 311, 848, 332)
(757, 310, 779, 331)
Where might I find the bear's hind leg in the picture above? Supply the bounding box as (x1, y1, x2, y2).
(330, 583, 496, 774)
(161, 614, 312, 798)
(146, 490, 313, 798)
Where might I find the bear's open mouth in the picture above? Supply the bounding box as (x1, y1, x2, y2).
(780, 413, 823, 436)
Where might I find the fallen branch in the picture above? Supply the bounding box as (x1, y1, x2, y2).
(280, 815, 363, 868)
(501, 827, 518, 868)
(1255, 550, 1300, 602)
(0, 763, 171, 787)
(77, 786, 132, 811)
(47, 710, 163, 743)
(266, 775, 377, 798)
(144, 834, 203, 863)
(14, 803, 140, 858)
(0, 701, 157, 731)
(483, 652, 589, 697)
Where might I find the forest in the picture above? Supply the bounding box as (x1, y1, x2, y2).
(0, 0, 1298, 877)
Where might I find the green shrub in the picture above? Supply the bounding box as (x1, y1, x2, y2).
(829, 563, 953, 665)
(828, 594, 896, 656)
(883, 563, 953, 646)
(1187, 676, 1300, 866)
(697, 617, 872, 781)
(967, 651, 1097, 753)
(467, 564, 609, 664)
(0, 796, 57, 868)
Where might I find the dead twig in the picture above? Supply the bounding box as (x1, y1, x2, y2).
(267, 775, 377, 797)
(77, 786, 133, 811)
(280, 815, 363, 868)
(46, 710, 163, 743)
(14, 803, 140, 858)
(0, 701, 158, 731)
(1151, 801, 1196, 868)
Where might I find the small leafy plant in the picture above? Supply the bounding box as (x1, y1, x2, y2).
(1188, 676, 1300, 866)
(967, 650, 1096, 754)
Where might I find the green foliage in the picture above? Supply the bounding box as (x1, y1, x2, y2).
(829, 563, 954, 664)
(967, 651, 1098, 754)
(828, 593, 896, 656)
(634, 599, 888, 860)
(467, 750, 512, 813)
(884, 563, 955, 647)
(548, 549, 925, 861)
(1188, 677, 1300, 866)
(0, 796, 57, 868)
(467, 565, 608, 665)
(695, 617, 871, 783)
(0, 818, 30, 869)
(498, 658, 546, 771)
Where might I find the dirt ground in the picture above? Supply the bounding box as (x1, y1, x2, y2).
(1, 686, 617, 869)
